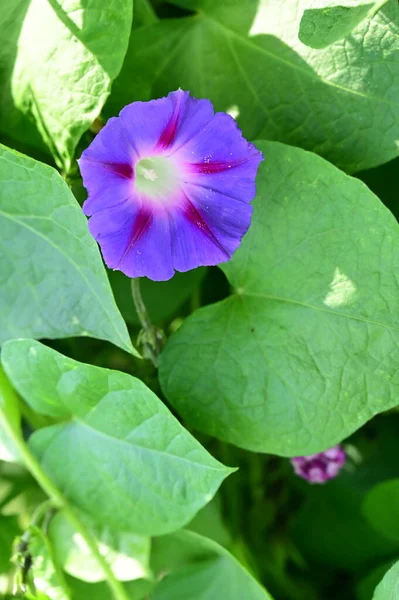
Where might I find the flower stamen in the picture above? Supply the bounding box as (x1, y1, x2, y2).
(135, 156, 180, 200)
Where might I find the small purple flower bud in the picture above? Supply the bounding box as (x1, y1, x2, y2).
(290, 445, 346, 484)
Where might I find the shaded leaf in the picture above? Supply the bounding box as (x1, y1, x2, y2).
(151, 530, 272, 600)
(0, 515, 20, 573)
(363, 480, 399, 542)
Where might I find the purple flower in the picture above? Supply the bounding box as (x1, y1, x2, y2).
(290, 445, 346, 484)
(78, 90, 263, 281)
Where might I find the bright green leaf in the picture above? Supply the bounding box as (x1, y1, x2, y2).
(2, 339, 233, 536)
(151, 530, 272, 600)
(27, 525, 71, 600)
(0, 368, 21, 462)
(159, 141, 399, 456)
(106, 0, 399, 172)
(0, 0, 133, 169)
(363, 480, 399, 542)
(0, 145, 135, 355)
(66, 575, 155, 600)
(373, 560, 399, 600)
(49, 510, 151, 583)
(299, 0, 388, 49)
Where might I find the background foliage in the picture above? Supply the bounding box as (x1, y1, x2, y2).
(0, 0, 399, 599)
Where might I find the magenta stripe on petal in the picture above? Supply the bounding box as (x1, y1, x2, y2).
(182, 196, 229, 258)
(117, 206, 153, 266)
(156, 91, 183, 150)
(188, 155, 258, 175)
(82, 158, 134, 180)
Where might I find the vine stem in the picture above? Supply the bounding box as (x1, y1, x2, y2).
(131, 278, 165, 367)
(131, 277, 152, 331)
(0, 371, 129, 600)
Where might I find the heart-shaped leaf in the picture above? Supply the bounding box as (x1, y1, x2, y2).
(160, 141, 399, 456)
(2, 339, 233, 535)
(107, 0, 399, 172)
(0, 145, 135, 355)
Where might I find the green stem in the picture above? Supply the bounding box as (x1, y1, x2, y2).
(131, 278, 152, 331)
(0, 372, 129, 600)
(369, 0, 389, 18)
(131, 278, 165, 367)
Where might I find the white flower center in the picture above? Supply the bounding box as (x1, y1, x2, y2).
(135, 156, 179, 199)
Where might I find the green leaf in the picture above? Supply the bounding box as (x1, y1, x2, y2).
(106, 0, 399, 172)
(187, 496, 232, 549)
(151, 530, 272, 600)
(27, 525, 72, 600)
(2, 339, 233, 536)
(159, 141, 399, 456)
(0, 0, 132, 169)
(49, 510, 151, 583)
(66, 575, 155, 600)
(293, 475, 399, 572)
(0, 145, 135, 355)
(373, 560, 399, 600)
(298, 0, 388, 49)
(0, 515, 20, 573)
(110, 268, 207, 326)
(357, 561, 396, 600)
(363, 480, 399, 542)
(0, 368, 21, 462)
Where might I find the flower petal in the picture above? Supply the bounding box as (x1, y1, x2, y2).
(79, 91, 264, 281)
(79, 117, 136, 215)
(88, 195, 174, 281)
(176, 112, 262, 200)
(182, 183, 253, 255)
(118, 208, 174, 281)
(120, 90, 214, 158)
(158, 90, 215, 153)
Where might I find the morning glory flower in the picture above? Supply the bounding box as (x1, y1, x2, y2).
(290, 445, 346, 484)
(78, 90, 263, 281)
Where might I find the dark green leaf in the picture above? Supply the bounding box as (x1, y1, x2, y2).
(363, 480, 399, 542)
(293, 475, 399, 571)
(0, 515, 20, 573)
